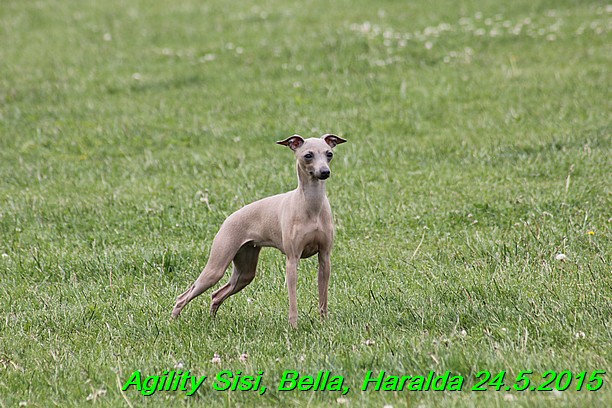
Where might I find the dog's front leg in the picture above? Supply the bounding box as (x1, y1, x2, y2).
(285, 256, 299, 328)
(317, 249, 331, 318)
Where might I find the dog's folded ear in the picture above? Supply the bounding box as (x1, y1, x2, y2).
(321, 134, 347, 148)
(277, 135, 305, 151)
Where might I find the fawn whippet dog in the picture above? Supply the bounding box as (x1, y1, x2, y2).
(171, 134, 347, 327)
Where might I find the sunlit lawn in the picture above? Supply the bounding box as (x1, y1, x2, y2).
(0, 0, 610, 406)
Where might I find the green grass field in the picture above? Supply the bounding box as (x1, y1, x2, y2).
(1, 0, 610, 406)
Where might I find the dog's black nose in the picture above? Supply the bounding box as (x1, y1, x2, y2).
(319, 169, 330, 179)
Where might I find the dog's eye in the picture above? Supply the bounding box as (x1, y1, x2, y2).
(326, 152, 333, 159)
(304, 153, 313, 159)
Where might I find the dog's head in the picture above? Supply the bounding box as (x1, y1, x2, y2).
(277, 134, 347, 180)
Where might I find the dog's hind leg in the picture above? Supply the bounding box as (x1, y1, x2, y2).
(171, 228, 245, 318)
(210, 244, 260, 316)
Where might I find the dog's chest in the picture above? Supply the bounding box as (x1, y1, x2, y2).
(298, 223, 330, 258)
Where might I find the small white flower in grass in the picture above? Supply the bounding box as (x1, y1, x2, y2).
(503, 394, 516, 402)
(200, 53, 216, 62)
(19, 402, 27, 407)
(555, 253, 567, 261)
(1, 253, 8, 258)
(460, 329, 467, 337)
(364, 339, 375, 346)
(474, 29, 485, 36)
(383, 405, 393, 408)
(236, 47, 244, 55)
(239, 353, 248, 362)
(103, 33, 112, 41)
(336, 397, 349, 404)
(174, 361, 184, 369)
(549, 22, 562, 33)
(211, 353, 221, 364)
(132, 73, 142, 81)
(551, 389, 563, 398)
(247, 297, 254, 304)
(299, 355, 305, 362)
(574, 331, 585, 339)
(86, 388, 107, 401)
(547, 34, 557, 41)
(424, 41, 433, 50)
(424, 27, 437, 37)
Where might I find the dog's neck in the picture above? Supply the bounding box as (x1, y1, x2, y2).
(296, 164, 327, 215)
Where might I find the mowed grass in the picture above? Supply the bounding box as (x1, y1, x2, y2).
(0, 0, 610, 406)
